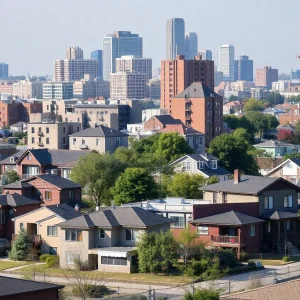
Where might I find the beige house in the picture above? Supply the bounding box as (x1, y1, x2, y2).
(69, 125, 128, 153)
(58, 207, 173, 273)
(13, 204, 82, 255)
(27, 122, 81, 149)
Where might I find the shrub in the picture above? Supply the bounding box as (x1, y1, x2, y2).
(184, 288, 219, 300)
(40, 254, 51, 262)
(9, 228, 31, 261)
(122, 296, 147, 300)
(184, 258, 211, 277)
(72, 285, 109, 297)
(216, 249, 239, 269)
(45, 255, 59, 267)
(283, 256, 290, 263)
(248, 261, 256, 267)
(240, 251, 249, 262)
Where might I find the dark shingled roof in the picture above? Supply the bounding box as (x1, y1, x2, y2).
(69, 125, 128, 138)
(46, 204, 82, 220)
(174, 82, 221, 98)
(151, 115, 183, 125)
(0, 276, 63, 297)
(58, 207, 173, 229)
(260, 211, 299, 220)
(0, 193, 41, 207)
(3, 181, 32, 189)
(201, 175, 300, 195)
(190, 211, 264, 226)
(30, 174, 81, 189)
(290, 158, 300, 167)
(0, 150, 26, 165)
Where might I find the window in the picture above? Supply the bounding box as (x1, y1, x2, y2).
(198, 161, 205, 169)
(0, 209, 5, 225)
(47, 226, 57, 236)
(101, 256, 127, 266)
(284, 195, 293, 208)
(65, 230, 83, 241)
(63, 127, 66, 133)
(20, 223, 24, 230)
(223, 193, 227, 204)
(63, 137, 66, 144)
(211, 161, 217, 169)
(31, 127, 35, 133)
(170, 216, 185, 228)
(46, 127, 49, 134)
(286, 220, 291, 231)
(31, 137, 35, 144)
(96, 139, 99, 146)
(116, 137, 120, 146)
(27, 154, 31, 161)
(126, 229, 138, 241)
(266, 222, 271, 233)
(99, 229, 105, 239)
(186, 162, 190, 170)
(49, 247, 57, 255)
(82, 139, 85, 145)
(264, 196, 274, 210)
(109, 138, 112, 146)
(249, 224, 256, 236)
(46, 138, 49, 144)
(73, 138, 76, 145)
(77, 127, 80, 132)
(45, 191, 52, 201)
(68, 190, 75, 200)
(213, 192, 217, 204)
(197, 226, 209, 235)
(8, 209, 14, 219)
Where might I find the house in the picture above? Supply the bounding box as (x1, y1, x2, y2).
(2, 174, 82, 207)
(255, 157, 283, 175)
(254, 140, 299, 157)
(262, 107, 285, 117)
(0, 276, 63, 300)
(223, 101, 243, 115)
(57, 207, 173, 273)
(0, 148, 92, 179)
(69, 125, 128, 153)
(0, 194, 41, 241)
(198, 170, 300, 253)
(164, 154, 231, 182)
(10, 121, 27, 133)
(13, 204, 82, 255)
(266, 158, 300, 185)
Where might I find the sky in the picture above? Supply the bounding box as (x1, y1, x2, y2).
(0, 0, 299, 76)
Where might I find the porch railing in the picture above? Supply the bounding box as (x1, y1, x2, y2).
(211, 235, 239, 244)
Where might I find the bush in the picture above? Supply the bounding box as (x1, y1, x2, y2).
(216, 249, 239, 269)
(184, 258, 211, 277)
(40, 254, 51, 262)
(184, 288, 219, 300)
(283, 256, 290, 263)
(240, 251, 249, 262)
(248, 261, 256, 267)
(9, 228, 31, 261)
(45, 255, 59, 267)
(72, 285, 109, 297)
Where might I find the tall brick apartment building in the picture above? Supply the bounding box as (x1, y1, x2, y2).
(160, 55, 214, 114)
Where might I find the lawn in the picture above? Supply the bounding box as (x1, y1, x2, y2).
(250, 254, 300, 266)
(19, 264, 187, 285)
(0, 261, 31, 271)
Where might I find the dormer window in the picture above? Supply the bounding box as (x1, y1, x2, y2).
(198, 161, 205, 169)
(211, 160, 217, 169)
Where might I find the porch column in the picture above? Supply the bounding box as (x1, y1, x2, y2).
(237, 228, 241, 260)
(277, 221, 281, 252)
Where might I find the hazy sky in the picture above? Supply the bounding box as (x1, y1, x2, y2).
(1, 0, 299, 76)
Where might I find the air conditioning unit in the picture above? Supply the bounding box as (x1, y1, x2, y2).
(80, 144, 88, 149)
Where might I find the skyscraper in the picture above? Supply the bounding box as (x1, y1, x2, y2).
(166, 18, 185, 60)
(66, 46, 84, 60)
(199, 50, 212, 61)
(219, 44, 235, 82)
(91, 50, 103, 79)
(0, 63, 9, 79)
(234, 55, 253, 82)
(102, 31, 143, 81)
(185, 32, 198, 59)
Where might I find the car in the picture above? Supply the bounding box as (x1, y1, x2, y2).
(0, 238, 10, 256)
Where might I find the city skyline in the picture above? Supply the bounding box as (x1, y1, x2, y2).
(1, 0, 300, 75)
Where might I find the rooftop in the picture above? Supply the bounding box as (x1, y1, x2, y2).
(174, 82, 221, 99)
(254, 140, 296, 148)
(0, 193, 41, 207)
(69, 125, 128, 138)
(148, 115, 183, 126)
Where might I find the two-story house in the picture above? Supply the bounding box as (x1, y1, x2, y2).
(57, 207, 173, 273)
(254, 140, 299, 157)
(69, 125, 128, 153)
(12, 204, 82, 255)
(196, 170, 300, 254)
(164, 154, 231, 182)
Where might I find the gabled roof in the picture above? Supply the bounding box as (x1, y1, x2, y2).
(260, 211, 299, 220)
(174, 82, 221, 99)
(27, 175, 81, 189)
(254, 140, 296, 148)
(202, 175, 300, 195)
(58, 207, 173, 229)
(190, 211, 264, 226)
(3, 181, 32, 189)
(158, 124, 203, 135)
(69, 125, 128, 138)
(265, 159, 300, 176)
(0, 150, 26, 165)
(149, 115, 183, 126)
(0, 193, 41, 207)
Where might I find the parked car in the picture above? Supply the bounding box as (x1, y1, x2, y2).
(0, 238, 10, 256)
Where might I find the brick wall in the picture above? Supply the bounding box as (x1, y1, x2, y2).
(143, 117, 164, 131)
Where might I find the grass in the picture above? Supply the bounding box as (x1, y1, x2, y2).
(0, 261, 31, 271)
(250, 254, 300, 266)
(18, 264, 187, 284)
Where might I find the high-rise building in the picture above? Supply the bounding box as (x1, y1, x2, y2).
(0, 63, 9, 79)
(199, 50, 212, 61)
(171, 82, 223, 146)
(146, 78, 161, 99)
(116, 56, 152, 81)
(110, 72, 147, 100)
(91, 50, 103, 79)
(43, 82, 73, 99)
(13, 79, 43, 99)
(234, 55, 253, 82)
(102, 31, 143, 81)
(255, 66, 278, 89)
(185, 32, 198, 59)
(66, 46, 84, 60)
(219, 44, 235, 82)
(291, 69, 300, 80)
(166, 18, 185, 60)
(160, 55, 214, 113)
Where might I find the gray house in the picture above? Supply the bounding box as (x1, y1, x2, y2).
(69, 125, 128, 153)
(57, 207, 173, 273)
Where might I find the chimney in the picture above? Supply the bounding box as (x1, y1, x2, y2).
(74, 204, 80, 212)
(234, 169, 241, 184)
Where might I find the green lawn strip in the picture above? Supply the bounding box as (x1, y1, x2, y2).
(0, 261, 31, 271)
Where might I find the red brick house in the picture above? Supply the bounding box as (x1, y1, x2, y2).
(0, 194, 41, 240)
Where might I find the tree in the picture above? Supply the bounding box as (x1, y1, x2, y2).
(71, 153, 126, 207)
(184, 288, 220, 300)
(137, 231, 178, 273)
(208, 131, 259, 175)
(228, 95, 239, 101)
(283, 153, 300, 160)
(112, 168, 158, 205)
(244, 112, 268, 138)
(243, 98, 265, 112)
(2, 170, 20, 185)
(9, 228, 31, 260)
(166, 173, 206, 199)
(207, 175, 220, 185)
(266, 92, 284, 106)
(277, 129, 295, 143)
(264, 114, 279, 130)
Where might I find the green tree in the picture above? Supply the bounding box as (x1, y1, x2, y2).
(228, 95, 239, 101)
(208, 131, 259, 175)
(167, 173, 206, 199)
(266, 92, 284, 106)
(243, 98, 265, 112)
(184, 288, 220, 300)
(264, 114, 279, 130)
(9, 228, 31, 260)
(112, 168, 158, 205)
(2, 170, 20, 185)
(137, 231, 178, 273)
(71, 153, 126, 207)
(283, 153, 300, 160)
(207, 175, 220, 185)
(245, 112, 268, 138)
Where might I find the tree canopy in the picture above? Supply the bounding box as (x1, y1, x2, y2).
(243, 98, 265, 112)
(266, 92, 284, 106)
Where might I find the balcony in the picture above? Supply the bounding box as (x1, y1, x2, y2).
(211, 235, 246, 247)
(185, 106, 191, 111)
(37, 141, 44, 147)
(185, 115, 192, 121)
(37, 131, 43, 137)
(185, 98, 191, 103)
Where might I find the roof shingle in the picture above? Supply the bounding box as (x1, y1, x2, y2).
(69, 125, 128, 138)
